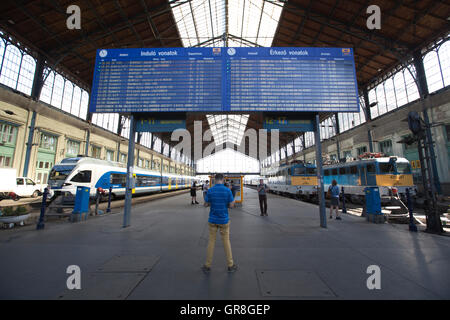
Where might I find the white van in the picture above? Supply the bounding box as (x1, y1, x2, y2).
(0, 168, 45, 199)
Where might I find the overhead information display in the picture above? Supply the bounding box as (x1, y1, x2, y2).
(90, 47, 359, 113)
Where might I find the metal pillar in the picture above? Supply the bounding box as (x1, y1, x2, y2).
(123, 115, 136, 228)
(363, 89, 374, 152)
(301, 134, 306, 162)
(22, 111, 36, 177)
(85, 130, 90, 156)
(314, 114, 327, 228)
(413, 52, 441, 194)
(334, 113, 341, 160)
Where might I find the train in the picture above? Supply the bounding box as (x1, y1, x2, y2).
(47, 157, 199, 199)
(262, 156, 416, 204)
(264, 161, 318, 200)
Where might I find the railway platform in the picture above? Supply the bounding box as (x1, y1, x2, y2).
(0, 187, 449, 300)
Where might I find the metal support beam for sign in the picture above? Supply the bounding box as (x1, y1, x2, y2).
(314, 114, 327, 228)
(413, 52, 441, 194)
(123, 115, 136, 228)
(228, 34, 262, 48)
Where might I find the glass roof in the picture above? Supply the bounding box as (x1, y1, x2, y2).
(170, 0, 284, 47)
(170, 0, 284, 145)
(206, 114, 249, 145)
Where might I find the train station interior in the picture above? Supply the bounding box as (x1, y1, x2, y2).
(0, 0, 449, 302)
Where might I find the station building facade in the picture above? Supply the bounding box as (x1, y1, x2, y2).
(0, 87, 194, 185)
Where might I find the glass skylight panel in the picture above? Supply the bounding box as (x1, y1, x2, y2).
(228, 0, 283, 47)
(170, 0, 226, 47)
(171, 0, 283, 48)
(206, 114, 249, 145)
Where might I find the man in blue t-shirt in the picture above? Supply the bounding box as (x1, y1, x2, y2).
(202, 173, 238, 273)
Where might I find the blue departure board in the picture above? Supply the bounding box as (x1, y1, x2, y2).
(90, 47, 359, 113)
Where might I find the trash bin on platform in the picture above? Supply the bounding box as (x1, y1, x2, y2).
(71, 186, 90, 222)
(364, 187, 384, 223)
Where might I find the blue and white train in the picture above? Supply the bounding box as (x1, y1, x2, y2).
(47, 157, 198, 199)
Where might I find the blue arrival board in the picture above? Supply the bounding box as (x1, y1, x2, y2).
(90, 47, 359, 113)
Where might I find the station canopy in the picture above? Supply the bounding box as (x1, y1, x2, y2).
(1, 0, 448, 161)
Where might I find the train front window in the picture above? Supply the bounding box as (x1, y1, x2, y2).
(306, 168, 316, 175)
(293, 167, 305, 175)
(379, 163, 395, 174)
(397, 163, 411, 174)
(49, 165, 75, 180)
(71, 170, 91, 183)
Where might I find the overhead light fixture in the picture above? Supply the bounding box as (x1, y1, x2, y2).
(8, 20, 14, 25)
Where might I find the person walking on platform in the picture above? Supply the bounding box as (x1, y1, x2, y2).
(257, 179, 269, 216)
(191, 181, 199, 204)
(202, 173, 238, 274)
(328, 179, 341, 220)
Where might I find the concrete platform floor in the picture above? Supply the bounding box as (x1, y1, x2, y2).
(1, 187, 449, 300)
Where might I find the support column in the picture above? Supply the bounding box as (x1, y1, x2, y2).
(23, 54, 45, 177)
(334, 113, 341, 160)
(363, 89, 374, 152)
(22, 111, 36, 177)
(413, 51, 441, 194)
(314, 114, 327, 228)
(85, 129, 90, 156)
(301, 134, 306, 162)
(123, 115, 136, 228)
(116, 140, 121, 162)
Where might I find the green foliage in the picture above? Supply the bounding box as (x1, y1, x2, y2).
(1, 206, 15, 216)
(15, 206, 28, 215)
(0, 206, 29, 217)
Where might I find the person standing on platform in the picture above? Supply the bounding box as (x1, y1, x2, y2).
(191, 181, 199, 205)
(328, 179, 341, 220)
(202, 173, 237, 274)
(257, 179, 269, 216)
(202, 180, 209, 203)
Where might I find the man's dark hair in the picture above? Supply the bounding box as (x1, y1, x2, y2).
(215, 173, 224, 181)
